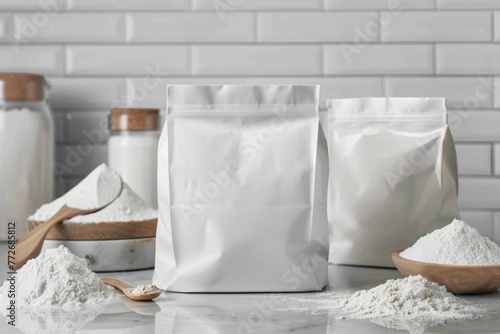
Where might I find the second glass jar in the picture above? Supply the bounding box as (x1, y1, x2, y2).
(108, 108, 160, 209)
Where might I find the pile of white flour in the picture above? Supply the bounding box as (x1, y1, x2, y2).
(334, 275, 472, 318)
(275, 275, 494, 334)
(330, 275, 490, 333)
(0, 246, 117, 310)
(63, 163, 122, 210)
(29, 164, 157, 223)
(401, 219, 500, 265)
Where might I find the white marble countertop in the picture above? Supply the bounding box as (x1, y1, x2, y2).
(1, 242, 500, 334)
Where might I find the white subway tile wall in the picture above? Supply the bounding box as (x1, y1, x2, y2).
(324, 44, 433, 75)
(325, 0, 435, 10)
(0, 0, 498, 243)
(381, 12, 492, 42)
(66, 45, 190, 75)
(192, 45, 322, 75)
(13, 13, 127, 42)
(0, 46, 63, 74)
(0, 14, 12, 41)
(128, 13, 254, 42)
(437, 44, 500, 75)
(257, 12, 379, 42)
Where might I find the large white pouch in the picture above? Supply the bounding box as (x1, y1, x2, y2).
(154, 85, 328, 292)
(325, 98, 459, 267)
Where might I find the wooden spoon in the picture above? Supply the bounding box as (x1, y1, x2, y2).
(6, 173, 122, 271)
(102, 278, 161, 301)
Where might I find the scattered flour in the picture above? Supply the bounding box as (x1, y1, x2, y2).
(0, 245, 117, 311)
(274, 275, 496, 334)
(400, 219, 500, 265)
(131, 284, 160, 295)
(29, 164, 157, 223)
(329, 275, 490, 333)
(334, 275, 471, 318)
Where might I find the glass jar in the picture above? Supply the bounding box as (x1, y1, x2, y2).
(0, 73, 54, 239)
(108, 108, 160, 209)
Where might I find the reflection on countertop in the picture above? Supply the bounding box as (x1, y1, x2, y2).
(1, 242, 500, 334)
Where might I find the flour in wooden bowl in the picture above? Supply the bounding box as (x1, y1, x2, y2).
(400, 219, 500, 265)
(29, 164, 157, 224)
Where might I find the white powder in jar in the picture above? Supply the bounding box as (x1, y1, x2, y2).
(108, 131, 159, 209)
(29, 164, 157, 223)
(400, 219, 500, 265)
(0, 108, 53, 239)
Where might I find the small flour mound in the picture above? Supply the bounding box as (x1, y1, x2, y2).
(336, 275, 464, 318)
(272, 275, 495, 334)
(330, 275, 486, 334)
(29, 164, 157, 223)
(400, 219, 500, 265)
(131, 284, 160, 295)
(0, 245, 116, 310)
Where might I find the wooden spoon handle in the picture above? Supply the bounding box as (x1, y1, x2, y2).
(102, 278, 133, 292)
(16, 206, 78, 246)
(6, 206, 82, 270)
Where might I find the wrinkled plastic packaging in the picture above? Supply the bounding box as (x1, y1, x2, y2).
(154, 85, 328, 292)
(324, 98, 459, 268)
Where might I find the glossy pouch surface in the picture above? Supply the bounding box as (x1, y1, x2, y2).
(325, 98, 459, 268)
(154, 85, 328, 292)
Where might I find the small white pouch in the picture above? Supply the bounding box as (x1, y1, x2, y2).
(325, 98, 459, 267)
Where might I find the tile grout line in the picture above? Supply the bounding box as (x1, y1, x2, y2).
(253, 12, 258, 43)
(492, 11, 495, 42)
(490, 10, 495, 43)
(321, 44, 325, 76)
(188, 45, 193, 77)
(491, 142, 496, 176)
(432, 43, 437, 75)
(62, 44, 68, 76)
(124, 13, 132, 43)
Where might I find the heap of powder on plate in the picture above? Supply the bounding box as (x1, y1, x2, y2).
(400, 219, 500, 265)
(29, 164, 157, 223)
(0, 245, 116, 310)
(131, 284, 160, 295)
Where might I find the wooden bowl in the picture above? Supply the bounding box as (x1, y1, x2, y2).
(392, 249, 500, 295)
(27, 219, 157, 240)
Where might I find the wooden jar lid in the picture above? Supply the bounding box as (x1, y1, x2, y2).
(0, 73, 46, 101)
(110, 108, 159, 130)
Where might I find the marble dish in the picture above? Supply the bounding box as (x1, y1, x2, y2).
(41, 237, 155, 272)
